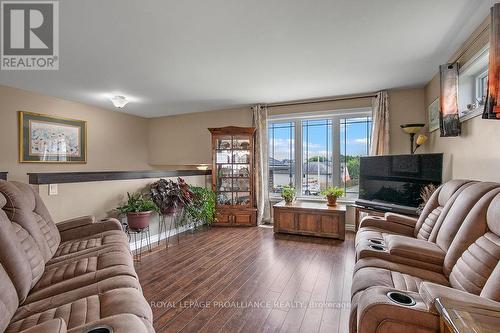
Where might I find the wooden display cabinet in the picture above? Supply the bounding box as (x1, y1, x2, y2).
(208, 126, 257, 227)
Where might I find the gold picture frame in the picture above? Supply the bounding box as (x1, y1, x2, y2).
(19, 111, 87, 164)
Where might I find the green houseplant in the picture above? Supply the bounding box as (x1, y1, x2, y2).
(321, 186, 344, 207)
(186, 186, 216, 227)
(117, 193, 158, 230)
(281, 185, 296, 204)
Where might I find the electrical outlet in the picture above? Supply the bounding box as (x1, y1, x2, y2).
(48, 184, 58, 196)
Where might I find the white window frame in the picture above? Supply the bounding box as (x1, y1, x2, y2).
(268, 107, 372, 202)
(475, 69, 488, 102)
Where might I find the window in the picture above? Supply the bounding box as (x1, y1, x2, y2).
(269, 121, 295, 194)
(340, 117, 372, 199)
(458, 46, 489, 120)
(268, 109, 372, 199)
(302, 119, 332, 196)
(476, 70, 488, 104)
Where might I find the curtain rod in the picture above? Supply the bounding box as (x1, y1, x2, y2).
(267, 93, 378, 108)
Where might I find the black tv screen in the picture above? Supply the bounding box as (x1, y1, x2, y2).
(356, 153, 443, 213)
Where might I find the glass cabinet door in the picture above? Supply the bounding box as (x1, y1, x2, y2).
(215, 134, 251, 207)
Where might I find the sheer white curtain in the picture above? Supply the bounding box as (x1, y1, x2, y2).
(252, 104, 271, 224)
(370, 91, 390, 155)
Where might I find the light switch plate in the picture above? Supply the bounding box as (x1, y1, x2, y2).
(48, 184, 58, 196)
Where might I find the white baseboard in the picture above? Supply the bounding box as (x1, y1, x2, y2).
(129, 225, 194, 251)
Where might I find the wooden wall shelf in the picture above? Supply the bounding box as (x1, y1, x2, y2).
(27, 170, 211, 185)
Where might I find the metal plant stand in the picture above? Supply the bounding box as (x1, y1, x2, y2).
(127, 226, 152, 262)
(157, 208, 185, 250)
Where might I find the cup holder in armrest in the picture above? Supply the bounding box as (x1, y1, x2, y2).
(85, 326, 113, 333)
(369, 239, 384, 245)
(369, 244, 386, 251)
(387, 291, 416, 306)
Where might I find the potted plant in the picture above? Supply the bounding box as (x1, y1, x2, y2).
(150, 177, 193, 216)
(281, 185, 296, 204)
(185, 186, 216, 227)
(117, 192, 158, 230)
(321, 186, 344, 206)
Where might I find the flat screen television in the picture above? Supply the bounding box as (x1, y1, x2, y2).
(355, 153, 443, 215)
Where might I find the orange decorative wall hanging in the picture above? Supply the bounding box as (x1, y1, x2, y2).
(483, 3, 500, 119)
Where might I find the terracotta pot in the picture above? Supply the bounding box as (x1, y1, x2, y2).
(326, 194, 338, 207)
(127, 211, 153, 230)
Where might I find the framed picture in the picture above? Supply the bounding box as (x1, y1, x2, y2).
(428, 98, 440, 132)
(19, 111, 87, 163)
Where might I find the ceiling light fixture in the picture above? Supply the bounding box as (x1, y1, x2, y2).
(110, 95, 129, 108)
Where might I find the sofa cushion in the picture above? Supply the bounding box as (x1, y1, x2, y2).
(48, 230, 129, 264)
(0, 181, 60, 262)
(26, 245, 137, 304)
(0, 264, 19, 333)
(0, 196, 45, 302)
(351, 258, 449, 298)
(385, 235, 445, 265)
(7, 287, 152, 333)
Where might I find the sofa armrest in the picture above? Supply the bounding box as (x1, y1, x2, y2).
(59, 218, 123, 242)
(356, 286, 439, 333)
(67, 314, 153, 333)
(385, 235, 445, 265)
(385, 212, 418, 227)
(20, 318, 67, 333)
(419, 282, 500, 314)
(56, 215, 95, 232)
(359, 216, 415, 236)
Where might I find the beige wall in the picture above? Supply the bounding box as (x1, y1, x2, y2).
(423, 16, 500, 181)
(148, 90, 424, 166)
(0, 85, 151, 182)
(388, 88, 427, 155)
(0, 85, 159, 223)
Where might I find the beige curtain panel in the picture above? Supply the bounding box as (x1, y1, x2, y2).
(252, 104, 271, 224)
(370, 91, 390, 155)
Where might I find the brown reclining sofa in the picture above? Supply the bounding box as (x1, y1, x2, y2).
(350, 180, 500, 333)
(0, 180, 154, 333)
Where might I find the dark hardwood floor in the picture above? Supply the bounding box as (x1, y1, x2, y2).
(136, 226, 355, 333)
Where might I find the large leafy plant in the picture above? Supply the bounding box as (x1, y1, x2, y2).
(186, 186, 216, 226)
(117, 192, 158, 214)
(150, 177, 193, 215)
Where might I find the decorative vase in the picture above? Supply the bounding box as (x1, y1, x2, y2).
(284, 197, 294, 205)
(127, 211, 152, 230)
(326, 194, 338, 207)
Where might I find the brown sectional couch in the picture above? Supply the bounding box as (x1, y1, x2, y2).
(0, 180, 154, 333)
(350, 180, 500, 333)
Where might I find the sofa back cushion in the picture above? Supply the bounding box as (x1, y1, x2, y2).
(446, 189, 500, 286)
(0, 181, 60, 262)
(413, 180, 472, 240)
(436, 183, 500, 256)
(0, 201, 45, 302)
(0, 263, 19, 332)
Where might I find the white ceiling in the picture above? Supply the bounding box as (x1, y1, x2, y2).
(0, 0, 491, 118)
